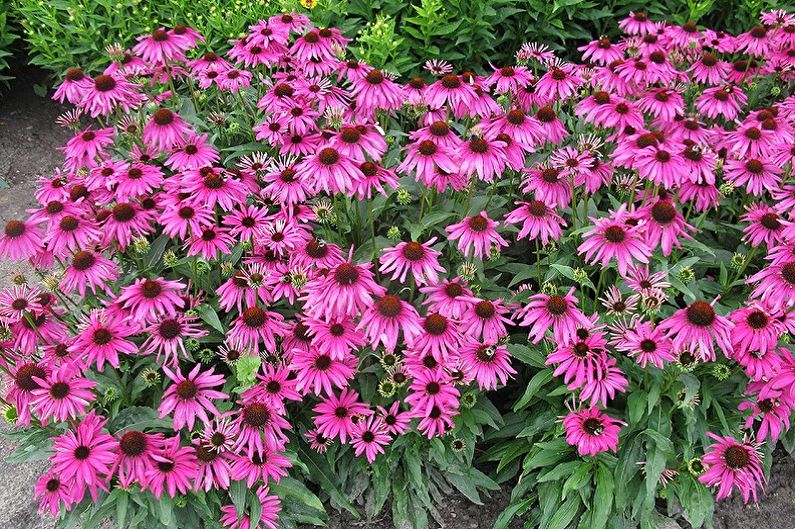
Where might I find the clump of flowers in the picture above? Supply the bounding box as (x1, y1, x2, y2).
(2, 8, 795, 529)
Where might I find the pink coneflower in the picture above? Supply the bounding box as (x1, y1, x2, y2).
(459, 341, 516, 390)
(639, 196, 694, 256)
(244, 364, 302, 413)
(457, 136, 508, 183)
(141, 312, 208, 366)
(579, 206, 650, 276)
(115, 430, 165, 488)
(60, 250, 119, 297)
(145, 436, 197, 499)
(305, 428, 333, 453)
(228, 306, 288, 356)
(100, 202, 156, 250)
(377, 402, 412, 435)
(34, 470, 75, 516)
(699, 433, 765, 503)
(504, 200, 566, 244)
(379, 238, 445, 286)
(231, 399, 291, 456)
(535, 62, 583, 101)
(485, 65, 533, 94)
(749, 259, 795, 310)
(615, 321, 675, 369)
(420, 278, 476, 319)
(313, 389, 371, 443)
(729, 303, 782, 357)
(416, 405, 457, 438)
(562, 406, 622, 456)
(193, 441, 232, 492)
(159, 364, 228, 431)
(695, 86, 747, 120)
(461, 298, 512, 342)
(357, 294, 422, 352)
(424, 74, 477, 109)
(579, 356, 628, 407)
(63, 127, 115, 170)
(201, 419, 238, 454)
(739, 395, 791, 442)
(352, 160, 399, 199)
(305, 316, 366, 360)
(350, 416, 391, 463)
(165, 133, 219, 170)
(30, 364, 95, 424)
(290, 348, 356, 396)
(725, 158, 782, 196)
(521, 166, 572, 208)
(116, 277, 186, 322)
(142, 108, 192, 151)
(397, 139, 458, 185)
(186, 224, 235, 260)
(404, 369, 460, 415)
(160, 199, 215, 240)
(407, 312, 463, 362)
(54, 67, 91, 104)
(70, 309, 138, 371)
(296, 146, 361, 194)
(230, 445, 291, 487)
(262, 157, 311, 205)
(619, 11, 656, 35)
(50, 411, 116, 498)
(446, 211, 508, 260)
(302, 258, 385, 320)
(578, 37, 624, 65)
(352, 69, 404, 114)
(220, 486, 281, 529)
(0, 219, 43, 260)
(133, 28, 188, 63)
(516, 287, 591, 344)
(81, 72, 144, 117)
(658, 300, 734, 361)
(0, 285, 42, 324)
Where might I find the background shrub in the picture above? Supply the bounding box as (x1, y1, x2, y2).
(5, 0, 795, 82)
(0, 0, 17, 86)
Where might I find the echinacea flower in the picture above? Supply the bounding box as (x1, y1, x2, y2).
(31, 365, 96, 424)
(699, 433, 765, 503)
(357, 294, 422, 352)
(301, 258, 385, 320)
(0, 219, 43, 260)
(350, 416, 391, 463)
(446, 212, 508, 260)
(516, 287, 591, 344)
(220, 486, 281, 529)
(115, 430, 165, 487)
(459, 341, 517, 390)
(34, 471, 75, 516)
(69, 309, 139, 371)
(159, 364, 228, 431)
(579, 205, 651, 276)
(657, 300, 734, 361)
(145, 436, 198, 499)
(562, 406, 623, 456)
(313, 389, 371, 443)
(379, 238, 446, 285)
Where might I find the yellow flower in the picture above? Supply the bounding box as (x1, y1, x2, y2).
(300, 0, 318, 8)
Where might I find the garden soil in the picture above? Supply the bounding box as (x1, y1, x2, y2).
(1, 68, 794, 529)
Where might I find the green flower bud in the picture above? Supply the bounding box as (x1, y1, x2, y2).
(573, 267, 588, 284)
(378, 379, 396, 398)
(712, 363, 731, 381)
(141, 368, 161, 387)
(396, 188, 412, 205)
(186, 338, 201, 352)
(687, 457, 705, 476)
(460, 392, 477, 409)
(163, 250, 178, 267)
(387, 226, 402, 241)
(451, 438, 467, 452)
(676, 266, 695, 283)
(730, 252, 747, 270)
(2, 405, 18, 424)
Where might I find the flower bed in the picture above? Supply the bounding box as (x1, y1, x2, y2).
(1, 8, 795, 529)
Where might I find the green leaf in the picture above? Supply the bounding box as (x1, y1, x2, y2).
(297, 445, 359, 518)
(546, 496, 581, 529)
(590, 463, 614, 529)
(513, 369, 553, 410)
(196, 304, 225, 333)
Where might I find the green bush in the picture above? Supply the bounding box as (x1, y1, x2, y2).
(0, 0, 17, 86)
(9, 0, 284, 78)
(8, 0, 795, 81)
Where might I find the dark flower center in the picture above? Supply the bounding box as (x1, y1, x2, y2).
(724, 445, 750, 469)
(314, 354, 332, 370)
(418, 140, 438, 156)
(424, 313, 448, 335)
(74, 446, 91, 460)
(468, 215, 489, 232)
(334, 263, 360, 285)
(243, 403, 271, 427)
(604, 225, 626, 243)
(153, 109, 174, 126)
(747, 310, 768, 329)
(94, 74, 116, 92)
(686, 301, 716, 327)
(318, 147, 340, 166)
(159, 319, 182, 339)
(243, 307, 267, 327)
(377, 295, 403, 318)
(49, 382, 70, 399)
(546, 295, 568, 316)
(15, 364, 46, 392)
(402, 242, 426, 261)
(651, 201, 677, 224)
(781, 262, 795, 285)
(365, 70, 384, 85)
(112, 203, 136, 222)
(760, 213, 780, 230)
(440, 74, 461, 89)
(141, 279, 163, 298)
(46, 479, 61, 492)
(92, 328, 113, 345)
(445, 282, 463, 297)
(426, 381, 441, 395)
(176, 380, 198, 399)
(119, 431, 147, 456)
(59, 216, 79, 232)
(474, 300, 496, 319)
(72, 250, 96, 271)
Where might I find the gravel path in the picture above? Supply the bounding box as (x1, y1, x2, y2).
(1, 67, 794, 529)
